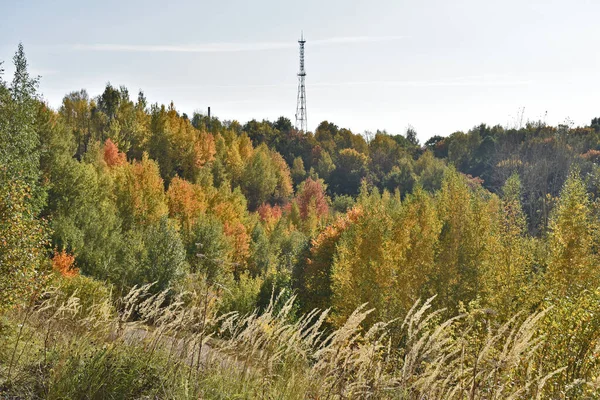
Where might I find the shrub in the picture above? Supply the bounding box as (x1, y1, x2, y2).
(51, 274, 114, 319)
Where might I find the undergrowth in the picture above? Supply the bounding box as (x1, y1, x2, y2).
(0, 281, 597, 399)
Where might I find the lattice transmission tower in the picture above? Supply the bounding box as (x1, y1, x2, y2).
(295, 32, 307, 133)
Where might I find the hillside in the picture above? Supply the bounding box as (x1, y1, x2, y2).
(2, 44, 600, 399)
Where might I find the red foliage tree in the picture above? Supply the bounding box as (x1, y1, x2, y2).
(103, 138, 126, 167)
(296, 178, 329, 220)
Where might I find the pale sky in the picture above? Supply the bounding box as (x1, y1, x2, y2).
(1, 0, 599, 142)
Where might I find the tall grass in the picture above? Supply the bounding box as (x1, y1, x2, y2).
(0, 283, 594, 399)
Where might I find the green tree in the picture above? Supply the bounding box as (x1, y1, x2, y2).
(329, 148, 369, 195)
(0, 44, 43, 211)
(291, 156, 306, 186)
(241, 145, 278, 210)
(48, 155, 122, 281)
(116, 217, 187, 294)
(186, 215, 231, 281)
(314, 150, 335, 181)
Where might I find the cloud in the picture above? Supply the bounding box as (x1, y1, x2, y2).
(69, 36, 407, 53)
(150, 75, 531, 91)
(310, 77, 533, 88)
(311, 35, 407, 45)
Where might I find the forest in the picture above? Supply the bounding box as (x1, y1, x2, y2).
(2, 44, 600, 399)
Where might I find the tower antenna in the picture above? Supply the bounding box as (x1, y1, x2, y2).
(295, 31, 307, 133)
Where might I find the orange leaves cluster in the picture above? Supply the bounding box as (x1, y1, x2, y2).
(52, 249, 79, 278)
(300, 206, 363, 311)
(257, 203, 282, 226)
(193, 132, 216, 168)
(103, 138, 126, 167)
(311, 206, 362, 250)
(582, 149, 600, 163)
(224, 221, 250, 273)
(167, 177, 207, 232)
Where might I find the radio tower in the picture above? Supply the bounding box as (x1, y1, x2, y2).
(295, 31, 307, 133)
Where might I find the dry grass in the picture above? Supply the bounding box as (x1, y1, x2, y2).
(0, 282, 594, 399)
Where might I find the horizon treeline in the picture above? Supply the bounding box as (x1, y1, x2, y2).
(3, 44, 600, 397)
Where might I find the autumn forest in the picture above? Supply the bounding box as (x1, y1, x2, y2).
(2, 44, 600, 399)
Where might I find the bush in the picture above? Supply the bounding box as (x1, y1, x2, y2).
(218, 273, 262, 316)
(116, 217, 188, 294)
(51, 274, 114, 319)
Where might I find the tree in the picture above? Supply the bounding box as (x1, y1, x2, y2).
(116, 218, 187, 294)
(269, 149, 293, 203)
(48, 154, 122, 281)
(0, 44, 43, 211)
(331, 191, 398, 326)
(103, 138, 126, 167)
(166, 177, 208, 234)
(314, 150, 335, 181)
(405, 124, 420, 146)
(369, 132, 404, 182)
(329, 148, 369, 195)
(295, 207, 362, 313)
(186, 215, 231, 281)
(241, 145, 278, 210)
(59, 89, 91, 157)
(247, 222, 272, 277)
(291, 156, 306, 186)
(413, 150, 446, 192)
(0, 173, 48, 311)
(545, 170, 597, 296)
(483, 173, 532, 316)
(112, 153, 169, 230)
(295, 178, 329, 220)
(331, 187, 441, 327)
(431, 168, 495, 310)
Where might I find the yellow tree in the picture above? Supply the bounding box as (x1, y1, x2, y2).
(210, 185, 251, 273)
(432, 168, 495, 311)
(331, 190, 400, 326)
(297, 206, 362, 313)
(390, 185, 442, 311)
(483, 173, 533, 317)
(545, 170, 597, 296)
(112, 153, 169, 230)
(269, 149, 293, 203)
(331, 186, 442, 327)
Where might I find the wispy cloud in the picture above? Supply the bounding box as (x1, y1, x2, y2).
(311, 35, 407, 45)
(187, 76, 532, 90)
(310, 77, 533, 88)
(69, 36, 407, 53)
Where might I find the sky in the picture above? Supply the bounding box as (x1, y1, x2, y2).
(1, 0, 599, 142)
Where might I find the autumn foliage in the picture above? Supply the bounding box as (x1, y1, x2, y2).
(8, 45, 600, 397)
(52, 249, 79, 278)
(103, 138, 126, 167)
(295, 177, 329, 219)
(166, 177, 208, 232)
